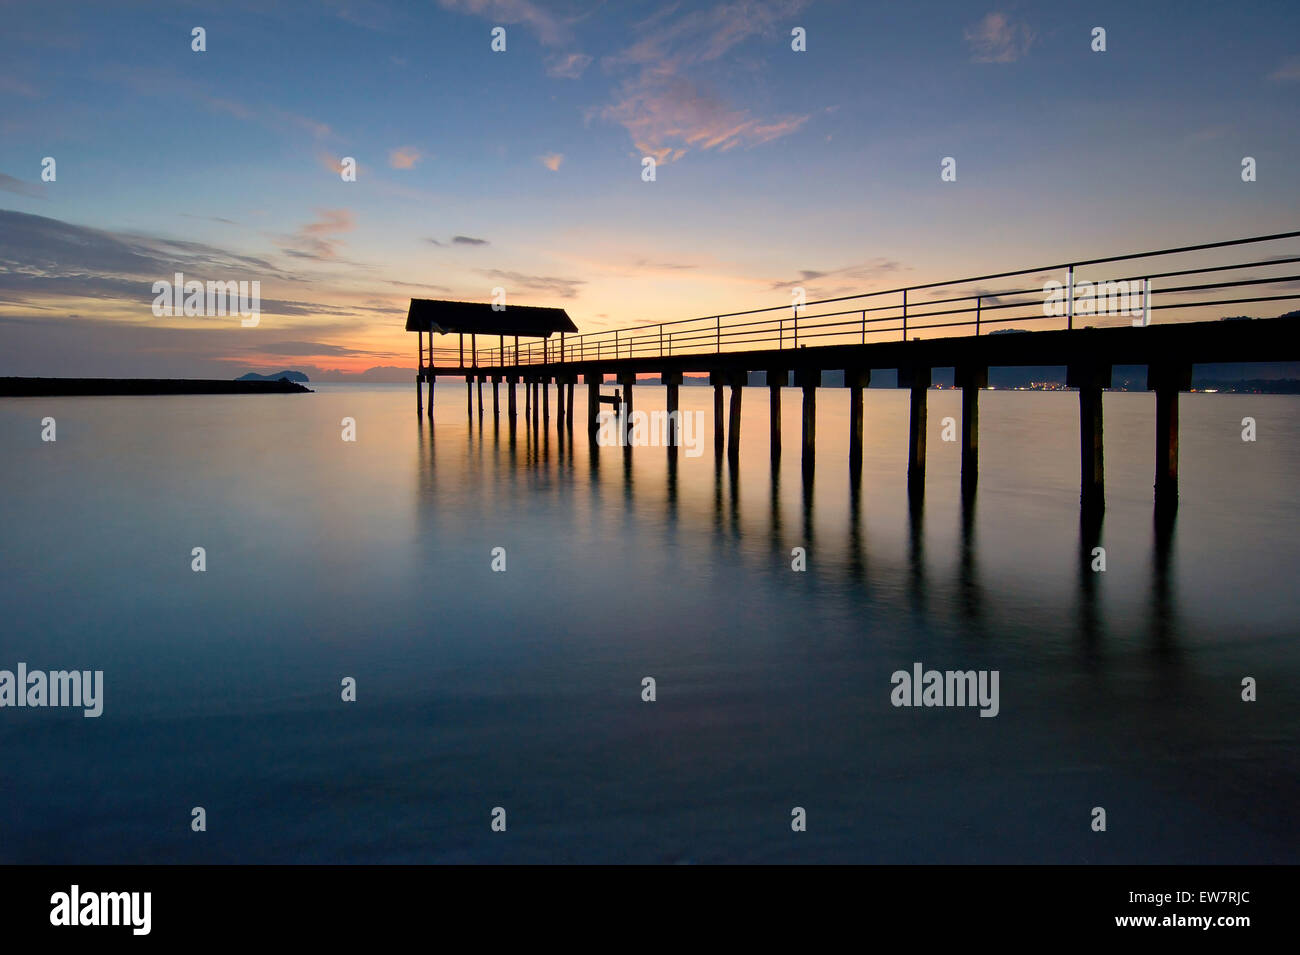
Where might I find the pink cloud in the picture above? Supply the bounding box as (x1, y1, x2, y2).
(389, 146, 422, 169)
(964, 12, 1034, 63)
(538, 152, 564, 171)
(602, 75, 809, 163)
(278, 209, 355, 260)
(545, 52, 593, 79)
(437, 0, 568, 46)
(316, 152, 355, 177)
(597, 0, 812, 163)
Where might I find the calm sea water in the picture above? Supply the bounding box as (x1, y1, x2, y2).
(1, 382, 1296, 863)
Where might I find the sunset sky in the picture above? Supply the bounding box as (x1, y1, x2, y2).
(1, 0, 1297, 378)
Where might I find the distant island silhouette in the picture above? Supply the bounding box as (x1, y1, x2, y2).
(0, 378, 312, 396)
(237, 370, 311, 383)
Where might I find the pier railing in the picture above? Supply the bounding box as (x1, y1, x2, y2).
(427, 231, 1300, 368)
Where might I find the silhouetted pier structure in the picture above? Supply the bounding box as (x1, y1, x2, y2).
(412, 231, 1300, 511)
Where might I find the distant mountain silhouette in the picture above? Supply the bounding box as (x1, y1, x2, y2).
(311, 366, 413, 382)
(237, 370, 310, 383)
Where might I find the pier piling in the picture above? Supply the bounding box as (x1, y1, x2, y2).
(585, 372, 601, 437)
(618, 372, 635, 444)
(1150, 362, 1191, 508)
(1068, 362, 1111, 510)
(901, 365, 930, 500)
(795, 368, 820, 473)
(957, 365, 987, 496)
(767, 369, 785, 461)
(710, 371, 725, 457)
(663, 371, 682, 447)
(727, 371, 745, 462)
(846, 367, 870, 473)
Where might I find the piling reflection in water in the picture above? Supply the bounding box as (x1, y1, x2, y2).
(425, 382, 1209, 656)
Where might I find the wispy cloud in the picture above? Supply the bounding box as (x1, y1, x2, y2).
(425, 235, 491, 247)
(316, 152, 355, 177)
(321, 0, 403, 32)
(479, 268, 585, 298)
(389, 146, 422, 169)
(546, 52, 592, 78)
(279, 209, 355, 261)
(104, 65, 335, 143)
(602, 76, 809, 163)
(0, 209, 282, 309)
(635, 259, 698, 271)
(538, 152, 564, 171)
(0, 172, 46, 198)
(388, 279, 454, 293)
(437, 0, 569, 46)
(1268, 55, 1300, 81)
(598, 0, 812, 163)
(0, 74, 39, 98)
(964, 12, 1034, 63)
(767, 259, 907, 292)
(268, 107, 333, 140)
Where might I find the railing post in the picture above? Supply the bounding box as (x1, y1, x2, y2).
(975, 296, 981, 336)
(902, 289, 908, 340)
(861, 310, 866, 344)
(659, 325, 663, 357)
(716, 316, 721, 353)
(1067, 264, 1074, 330)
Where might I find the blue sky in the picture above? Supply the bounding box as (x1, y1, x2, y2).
(1, 0, 1297, 376)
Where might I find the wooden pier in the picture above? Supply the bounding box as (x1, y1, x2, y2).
(410, 231, 1300, 511)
